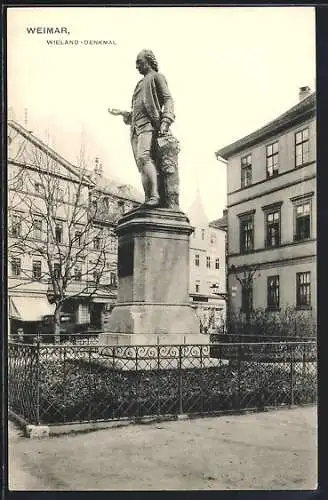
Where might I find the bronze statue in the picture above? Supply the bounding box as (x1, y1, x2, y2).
(109, 49, 180, 210)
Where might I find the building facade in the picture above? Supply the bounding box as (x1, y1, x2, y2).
(8, 120, 141, 337)
(187, 191, 226, 332)
(215, 88, 316, 323)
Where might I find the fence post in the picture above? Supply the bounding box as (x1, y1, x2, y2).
(200, 345, 204, 412)
(36, 341, 40, 425)
(157, 345, 161, 416)
(290, 343, 294, 406)
(62, 345, 67, 423)
(237, 344, 241, 410)
(135, 347, 139, 418)
(113, 346, 116, 371)
(302, 343, 306, 380)
(179, 345, 183, 414)
(88, 346, 92, 422)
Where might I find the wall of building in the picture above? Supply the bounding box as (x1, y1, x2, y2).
(225, 106, 316, 320)
(228, 174, 316, 259)
(229, 257, 316, 316)
(189, 226, 226, 296)
(227, 117, 316, 194)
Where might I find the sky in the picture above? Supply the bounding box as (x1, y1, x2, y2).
(7, 6, 315, 221)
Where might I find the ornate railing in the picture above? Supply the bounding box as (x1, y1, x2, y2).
(8, 341, 317, 426)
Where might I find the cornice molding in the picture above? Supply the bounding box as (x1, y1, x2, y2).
(261, 201, 283, 212)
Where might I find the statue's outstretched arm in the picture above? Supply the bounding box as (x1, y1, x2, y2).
(108, 108, 132, 125)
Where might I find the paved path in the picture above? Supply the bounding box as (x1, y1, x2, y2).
(8, 406, 317, 490)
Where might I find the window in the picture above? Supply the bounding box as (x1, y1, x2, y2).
(193, 229, 196, 238)
(103, 197, 109, 210)
(206, 256, 211, 269)
(210, 233, 216, 245)
(241, 154, 252, 188)
(16, 176, 24, 190)
(110, 271, 117, 288)
(93, 270, 101, 282)
(32, 260, 42, 280)
(74, 264, 82, 281)
(109, 235, 117, 253)
(53, 263, 61, 279)
(195, 283, 200, 293)
(265, 209, 280, 248)
(11, 257, 21, 276)
(215, 258, 220, 270)
(118, 200, 125, 214)
(93, 237, 101, 250)
(294, 200, 311, 241)
(266, 141, 279, 178)
(11, 214, 22, 237)
(55, 222, 63, 243)
(74, 231, 82, 247)
(195, 254, 200, 267)
(240, 213, 254, 253)
(295, 128, 309, 167)
(201, 229, 205, 240)
(267, 276, 279, 310)
(296, 272, 311, 307)
(241, 281, 253, 313)
(33, 217, 42, 240)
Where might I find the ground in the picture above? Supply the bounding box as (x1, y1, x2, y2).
(8, 406, 317, 491)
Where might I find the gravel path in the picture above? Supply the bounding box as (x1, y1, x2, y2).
(8, 406, 317, 490)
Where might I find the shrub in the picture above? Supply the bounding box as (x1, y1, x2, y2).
(219, 306, 316, 339)
(35, 357, 316, 424)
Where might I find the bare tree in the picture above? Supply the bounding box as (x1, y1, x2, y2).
(8, 124, 121, 341)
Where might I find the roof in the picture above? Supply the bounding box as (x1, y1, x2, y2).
(8, 120, 143, 204)
(187, 187, 209, 227)
(91, 174, 143, 203)
(209, 214, 228, 231)
(215, 92, 316, 159)
(8, 120, 89, 183)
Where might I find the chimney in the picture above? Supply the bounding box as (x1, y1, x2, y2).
(94, 157, 103, 177)
(299, 86, 311, 102)
(23, 108, 33, 133)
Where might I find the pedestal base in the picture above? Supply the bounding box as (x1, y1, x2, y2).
(101, 303, 200, 337)
(99, 206, 203, 361)
(98, 332, 208, 347)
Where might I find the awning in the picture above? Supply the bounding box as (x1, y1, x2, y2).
(9, 296, 55, 322)
(90, 289, 116, 303)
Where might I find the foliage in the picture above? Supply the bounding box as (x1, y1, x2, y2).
(224, 307, 316, 338)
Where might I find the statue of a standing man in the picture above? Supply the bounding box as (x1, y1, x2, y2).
(109, 49, 175, 207)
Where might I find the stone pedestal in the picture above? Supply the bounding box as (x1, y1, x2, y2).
(99, 207, 202, 347)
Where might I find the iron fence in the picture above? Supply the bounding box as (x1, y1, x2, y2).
(8, 341, 317, 426)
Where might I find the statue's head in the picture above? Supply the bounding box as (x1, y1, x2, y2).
(136, 49, 159, 75)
